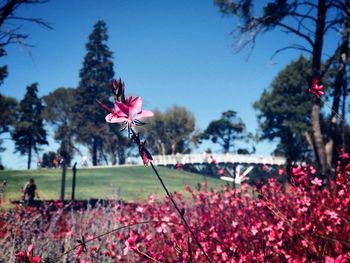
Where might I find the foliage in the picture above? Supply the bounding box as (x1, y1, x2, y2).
(39, 151, 62, 168)
(0, 94, 17, 152)
(201, 110, 247, 153)
(214, 0, 349, 174)
(12, 83, 47, 170)
(74, 20, 117, 166)
(142, 106, 198, 155)
(0, 47, 7, 87)
(1, 155, 350, 262)
(254, 56, 314, 162)
(43, 87, 77, 166)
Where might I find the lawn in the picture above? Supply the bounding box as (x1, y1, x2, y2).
(0, 165, 224, 206)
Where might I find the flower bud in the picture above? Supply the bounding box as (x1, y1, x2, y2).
(111, 78, 126, 103)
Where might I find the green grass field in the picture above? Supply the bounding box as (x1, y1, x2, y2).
(0, 165, 224, 206)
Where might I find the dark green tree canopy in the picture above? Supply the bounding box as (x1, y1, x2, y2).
(0, 94, 17, 134)
(74, 20, 115, 166)
(12, 83, 48, 169)
(0, 94, 17, 153)
(253, 56, 314, 161)
(201, 110, 246, 153)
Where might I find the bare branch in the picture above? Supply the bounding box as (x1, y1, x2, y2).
(276, 22, 315, 47)
(324, 17, 343, 34)
(8, 16, 53, 29)
(270, 44, 313, 60)
(327, 0, 346, 11)
(0, 0, 51, 48)
(298, 1, 318, 9)
(289, 11, 317, 24)
(320, 45, 342, 80)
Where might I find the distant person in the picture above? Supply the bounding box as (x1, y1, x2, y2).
(23, 178, 38, 207)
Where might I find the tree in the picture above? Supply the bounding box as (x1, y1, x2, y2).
(40, 151, 57, 168)
(43, 87, 77, 166)
(74, 20, 115, 166)
(0, 94, 17, 152)
(102, 124, 130, 165)
(214, 0, 349, 174)
(142, 106, 198, 155)
(12, 83, 48, 169)
(254, 56, 315, 164)
(201, 110, 247, 153)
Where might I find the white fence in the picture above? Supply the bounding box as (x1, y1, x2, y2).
(151, 153, 285, 166)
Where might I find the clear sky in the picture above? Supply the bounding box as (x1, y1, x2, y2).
(0, 0, 336, 169)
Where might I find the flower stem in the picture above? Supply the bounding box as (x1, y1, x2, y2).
(150, 162, 211, 263)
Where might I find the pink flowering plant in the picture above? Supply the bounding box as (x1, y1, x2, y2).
(97, 79, 211, 261)
(1, 156, 350, 262)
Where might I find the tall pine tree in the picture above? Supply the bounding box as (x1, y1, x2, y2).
(12, 83, 48, 169)
(74, 20, 115, 166)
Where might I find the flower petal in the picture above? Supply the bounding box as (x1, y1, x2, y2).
(129, 96, 142, 115)
(115, 101, 129, 115)
(136, 110, 154, 119)
(105, 113, 127, 123)
(96, 99, 114, 114)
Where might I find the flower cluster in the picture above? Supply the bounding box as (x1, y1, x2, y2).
(1, 152, 350, 262)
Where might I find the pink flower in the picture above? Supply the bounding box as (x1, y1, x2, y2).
(338, 148, 349, 159)
(308, 77, 324, 97)
(311, 177, 322, 186)
(291, 165, 306, 177)
(97, 96, 153, 127)
(15, 244, 41, 263)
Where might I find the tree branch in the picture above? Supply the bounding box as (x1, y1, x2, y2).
(8, 16, 53, 29)
(270, 44, 313, 60)
(276, 22, 315, 47)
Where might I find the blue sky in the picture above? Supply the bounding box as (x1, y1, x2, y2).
(0, 0, 337, 169)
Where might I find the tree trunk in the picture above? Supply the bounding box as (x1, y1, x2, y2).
(310, 0, 330, 175)
(311, 104, 328, 172)
(27, 141, 32, 170)
(326, 1, 349, 167)
(92, 137, 97, 166)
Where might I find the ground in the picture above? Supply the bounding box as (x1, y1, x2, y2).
(0, 165, 224, 207)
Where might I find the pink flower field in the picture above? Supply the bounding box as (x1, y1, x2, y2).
(1, 155, 350, 262)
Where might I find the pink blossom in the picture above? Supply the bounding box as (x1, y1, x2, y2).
(15, 244, 41, 263)
(338, 148, 349, 159)
(311, 177, 322, 186)
(97, 96, 153, 127)
(291, 165, 306, 177)
(308, 77, 324, 97)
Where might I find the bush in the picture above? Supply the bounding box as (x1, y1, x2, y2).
(1, 156, 350, 262)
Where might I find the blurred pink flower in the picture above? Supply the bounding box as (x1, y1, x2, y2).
(291, 165, 306, 177)
(308, 77, 324, 97)
(338, 148, 349, 159)
(311, 177, 322, 186)
(15, 244, 41, 263)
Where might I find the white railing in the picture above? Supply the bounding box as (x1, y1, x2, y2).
(152, 153, 285, 166)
